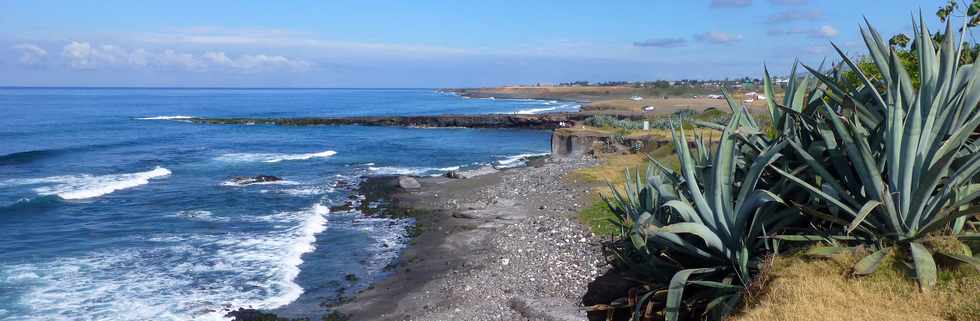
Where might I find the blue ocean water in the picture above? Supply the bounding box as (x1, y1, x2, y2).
(0, 88, 576, 321)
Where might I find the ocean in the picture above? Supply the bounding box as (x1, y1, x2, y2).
(0, 88, 579, 321)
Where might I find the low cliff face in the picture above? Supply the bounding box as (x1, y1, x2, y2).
(551, 128, 671, 159)
(551, 129, 621, 158)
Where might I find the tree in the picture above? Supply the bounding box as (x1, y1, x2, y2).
(889, 33, 911, 48)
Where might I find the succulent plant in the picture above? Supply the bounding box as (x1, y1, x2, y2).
(770, 16, 980, 289)
(603, 96, 796, 320)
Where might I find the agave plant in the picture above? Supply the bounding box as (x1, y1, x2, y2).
(770, 17, 980, 289)
(603, 101, 796, 320)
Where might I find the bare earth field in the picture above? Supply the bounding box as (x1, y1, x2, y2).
(450, 86, 772, 116)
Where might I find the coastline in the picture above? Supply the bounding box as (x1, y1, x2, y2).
(330, 156, 605, 321)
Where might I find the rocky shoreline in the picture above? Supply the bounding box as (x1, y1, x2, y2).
(329, 156, 607, 321)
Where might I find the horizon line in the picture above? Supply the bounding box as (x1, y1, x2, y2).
(0, 86, 458, 90)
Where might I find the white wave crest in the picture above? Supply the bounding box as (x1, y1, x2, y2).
(366, 165, 460, 176)
(136, 115, 195, 120)
(496, 153, 549, 168)
(514, 103, 581, 115)
(3, 167, 172, 200)
(0, 203, 330, 321)
(216, 150, 337, 163)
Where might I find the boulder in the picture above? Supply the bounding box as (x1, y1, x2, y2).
(398, 176, 422, 190)
(444, 170, 462, 179)
(509, 297, 584, 321)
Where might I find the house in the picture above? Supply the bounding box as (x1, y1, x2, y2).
(744, 92, 766, 100)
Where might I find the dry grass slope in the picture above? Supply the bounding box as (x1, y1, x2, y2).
(733, 248, 980, 321)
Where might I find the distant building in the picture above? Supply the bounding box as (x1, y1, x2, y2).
(744, 92, 766, 100)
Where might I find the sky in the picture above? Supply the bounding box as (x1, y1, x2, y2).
(0, 0, 965, 87)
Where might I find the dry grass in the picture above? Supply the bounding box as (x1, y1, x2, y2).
(586, 97, 769, 115)
(570, 144, 679, 195)
(733, 249, 980, 321)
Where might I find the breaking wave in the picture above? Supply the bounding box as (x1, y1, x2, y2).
(366, 165, 461, 176)
(215, 150, 337, 163)
(2, 167, 172, 200)
(0, 203, 330, 321)
(496, 152, 550, 169)
(514, 102, 581, 115)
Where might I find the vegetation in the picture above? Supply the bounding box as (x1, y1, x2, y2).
(578, 200, 621, 236)
(734, 249, 980, 321)
(592, 10, 980, 321)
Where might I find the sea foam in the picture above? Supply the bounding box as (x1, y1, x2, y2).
(496, 152, 550, 168)
(0, 203, 330, 321)
(3, 167, 171, 200)
(216, 150, 337, 163)
(366, 165, 461, 176)
(514, 103, 581, 115)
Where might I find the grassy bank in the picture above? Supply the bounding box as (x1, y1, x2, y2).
(735, 247, 980, 321)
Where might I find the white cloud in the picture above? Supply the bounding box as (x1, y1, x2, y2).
(633, 38, 688, 48)
(694, 31, 743, 45)
(56, 41, 311, 72)
(767, 25, 839, 38)
(203, 51, 311, 71)
(139, 27, 470, 57)
(817, 25, 839, 38)
(12, 43, 48, 65)
(767, 9, 823, 24)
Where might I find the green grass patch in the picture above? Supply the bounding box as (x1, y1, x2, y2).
(578, 200, 620, 236)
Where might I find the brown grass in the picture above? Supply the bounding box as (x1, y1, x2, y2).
(733, 249, 980, 321)
(586, 97, 769, 115)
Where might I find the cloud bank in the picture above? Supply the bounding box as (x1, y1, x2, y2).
(633, 38, 688, 48)
(9, 41, 314, 72)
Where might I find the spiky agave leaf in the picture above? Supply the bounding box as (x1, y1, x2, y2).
(778, 15, 980, 289)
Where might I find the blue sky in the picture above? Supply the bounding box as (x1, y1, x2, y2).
(0, 0, 962, 87)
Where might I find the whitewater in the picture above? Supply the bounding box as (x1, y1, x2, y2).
(0, 88, 556, 320)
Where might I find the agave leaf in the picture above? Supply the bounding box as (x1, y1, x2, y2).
(704, 293, 741, 321)
(686, 280, 743, 290)
(805, 246, 852, 257)
(665, 268, 720, 321)
(847, 201, 882, 234)
(786, 138, 860, 208)
(933, 252, 980, 272)
(770, 235, 859, 241)
(853, 247, 889, 275)
(662, 200, 704, 225)
(909, 242, 938, 290)
(671, 124, 716, 230)
(764, 65, 781, 126)
(831, 42, 887, 118)
(770, 166, 858, 218)
(646, 222, 726, 255)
